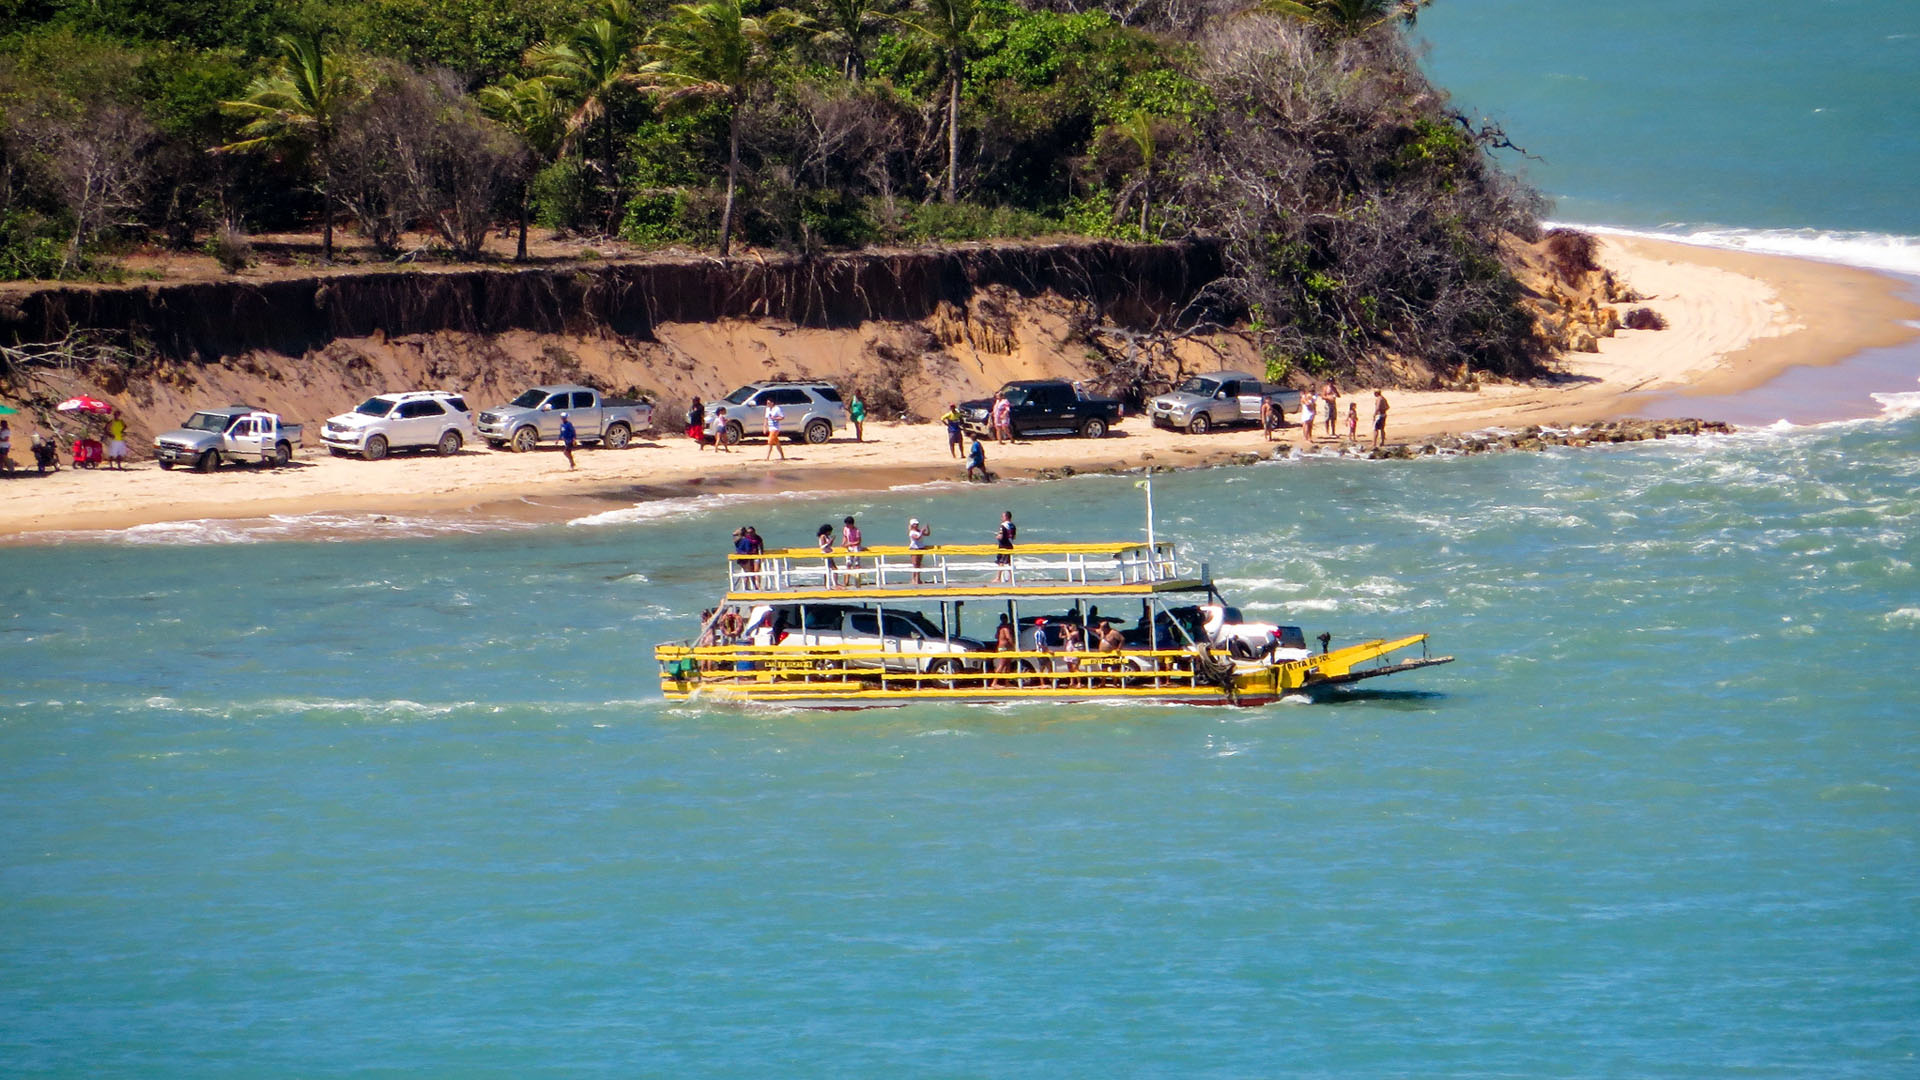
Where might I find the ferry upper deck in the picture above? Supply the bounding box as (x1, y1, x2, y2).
(726, 540, 1209, 602)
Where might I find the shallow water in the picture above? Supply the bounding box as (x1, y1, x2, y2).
(4, 413, 1916, 1075)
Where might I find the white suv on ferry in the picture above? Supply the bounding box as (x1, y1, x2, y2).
(322, 390, 477, 460)
(741, 602, 986, 676)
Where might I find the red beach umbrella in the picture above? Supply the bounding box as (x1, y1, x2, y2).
(56, 395, 114, 415)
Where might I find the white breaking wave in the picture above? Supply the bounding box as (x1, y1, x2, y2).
(22, 511, 538, 546)
(1554, 221, 1920, 277)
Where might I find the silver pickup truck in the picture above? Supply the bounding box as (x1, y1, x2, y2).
(1148, 371, 1301, 434)
(154, 407, 302, 472)
(477, 385, 653, 452)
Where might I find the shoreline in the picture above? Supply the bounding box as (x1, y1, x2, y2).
(4, 235, 1916, 544)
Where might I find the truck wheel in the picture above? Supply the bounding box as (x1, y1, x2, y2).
(925, 658, 962, 690)
(436, 430, 462, 456)
(1081, 417, 1108, 439)
(362, 434, 388, 461)
(1186, 413, 1210, 435)
(805, 419, 831, 444)
(273, 441, 293, 466)
(725, 420, 745, 445)
(602, 422, 631, 449)
(196, 450, 219, 473)
(511, 426, 538, 453)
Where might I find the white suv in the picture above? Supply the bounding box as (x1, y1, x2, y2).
(322, 390, 477, 460)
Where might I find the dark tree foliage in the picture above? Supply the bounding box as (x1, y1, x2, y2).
(0, 0, 1553, 383)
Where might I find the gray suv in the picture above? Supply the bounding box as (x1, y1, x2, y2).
(705, 381, 846, 444)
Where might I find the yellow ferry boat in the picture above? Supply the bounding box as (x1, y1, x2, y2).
(654, 527, 1452, 709)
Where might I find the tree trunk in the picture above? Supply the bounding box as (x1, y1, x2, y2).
(719, 106, 740, 257)
(517, 187, 531, 262)
(944, 62, 960, 204)
(319, 136, 334, 263)
(1140, 176, 1150, 236)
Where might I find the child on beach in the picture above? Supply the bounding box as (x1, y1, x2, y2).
(1260, 396, 1278, 441)
(842, 515, 864, 585)
(711, 407, 731, 452)
(1346, 402, 1358, 441)
(765, 401, 785, 460)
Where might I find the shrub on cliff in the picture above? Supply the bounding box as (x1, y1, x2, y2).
(1171, 17, 1546, 382)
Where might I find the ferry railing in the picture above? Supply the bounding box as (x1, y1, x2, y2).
(658, 643, 1212, 692)
(725, 541, 1191, 594)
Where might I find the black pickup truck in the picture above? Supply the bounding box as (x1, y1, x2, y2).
(960, 380, 1124, 439)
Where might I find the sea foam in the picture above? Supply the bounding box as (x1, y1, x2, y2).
(1558, 221, 1920, 278)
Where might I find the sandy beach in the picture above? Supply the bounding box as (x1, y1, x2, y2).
(3, 235, 1914, 542)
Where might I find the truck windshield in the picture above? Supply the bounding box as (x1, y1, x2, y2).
(183, 412, 231, 432)
(1002, 388, 1031, 407)
(356, 397, 397, 416)
(1177, 377, 1220, 397)
(723, 385, 758, 405)
(510, 390, 548, 408)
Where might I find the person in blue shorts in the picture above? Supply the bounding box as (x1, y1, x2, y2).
(558, 413, 577, 469)
(966, 436, 988, 482)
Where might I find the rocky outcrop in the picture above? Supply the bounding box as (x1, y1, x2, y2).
(1367, 419, 1734, 459)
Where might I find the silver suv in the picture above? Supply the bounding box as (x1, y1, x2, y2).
(322, 390, 476, 459)
(705, 382, 846, 445)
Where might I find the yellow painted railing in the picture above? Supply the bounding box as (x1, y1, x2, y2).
(722, 540, 1195, 595)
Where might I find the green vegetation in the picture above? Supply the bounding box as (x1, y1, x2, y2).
(0, 0, 1547, 380)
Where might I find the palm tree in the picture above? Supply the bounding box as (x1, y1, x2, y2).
(635, 0, 807, 256)
(1254, 0, 1431, 37)
(478, 76, 570, 260)
(896, 0, 978, 203)
(527, 0, 644, 227)
(218, 35, 357, 262)
(813, 0, 888, 81)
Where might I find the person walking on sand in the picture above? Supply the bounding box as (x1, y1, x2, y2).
(1322, 379, 1340, 438)
(907, 517, 931, 583)
(966, 437, 989, 482)
(558, 413, 577, 469)
(688, 396, 706, 450)
(942, 402, 964, 457)
(848, 393, 866, 442)
(991, 392, 1013, 444)
(712, 406, 732, 452)
(105, 414, 127, 469)
(994, 509, 1016, 584)
(764, 400, 785, 460)
(1346, 401, 1358, 442)
(1372, 389, 1389, 448)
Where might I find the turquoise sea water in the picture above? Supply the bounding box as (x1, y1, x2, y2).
(1420, 0, 1920, 272)
(5, 416, 1919, 1075)
(8, 9, 1920, 1073)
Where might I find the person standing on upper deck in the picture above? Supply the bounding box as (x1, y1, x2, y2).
(907, 517, 931, 583)
(994, 510, 1016, 584)
(842, 515, 864, 585)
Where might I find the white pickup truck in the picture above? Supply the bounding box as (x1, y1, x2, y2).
(476, 385, 653, 452)
(153, 407, 302, 472)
